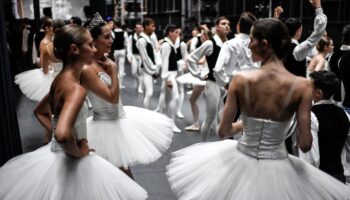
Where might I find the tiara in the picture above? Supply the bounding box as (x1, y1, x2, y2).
(86, 13, 106, 31)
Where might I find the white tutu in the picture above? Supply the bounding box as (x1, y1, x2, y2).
(14, 68, 53, 101)
(0, 144, 148, 200)
(87, 106, 173, 168)
(166, 140, 350, 200)
(176, 73, 206, 86)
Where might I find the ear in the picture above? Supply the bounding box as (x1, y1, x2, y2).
(315, 88, 323, 99)
(260, 39, 269, 48)
(69, 43, 80, 56)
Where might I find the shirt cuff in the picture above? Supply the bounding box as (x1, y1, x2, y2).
(315, 7, 323, 15)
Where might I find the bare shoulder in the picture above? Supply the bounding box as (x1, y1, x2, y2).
(229, 71, 256, 91)
(294, 76, 311, 90)
(59, 78, 87, 100)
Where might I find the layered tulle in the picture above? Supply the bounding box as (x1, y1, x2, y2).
(167, 140, 350, 200)
(14, 68, 53, 101)
(0, 144, 147, 200)
(87, 106, 173, 168)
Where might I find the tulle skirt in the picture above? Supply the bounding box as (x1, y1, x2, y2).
(166, 140, 350, 200)
(14, 68, 53, 101)
(176, 73, 206, 86)
(0, 144, 148, 200)
(87, 106, 173, 168)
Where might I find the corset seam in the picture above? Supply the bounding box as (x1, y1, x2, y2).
(257, 120, 265, 160)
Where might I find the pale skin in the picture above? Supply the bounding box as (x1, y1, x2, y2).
(81, 24, 119, 104)
(39, 25, 55, 74)
(219, 27, 313, 152)
(80, 24, 135, 179)
(308, 39, 334, 72)
(41, 42, 61, 74)
(35, 31, 97, 158)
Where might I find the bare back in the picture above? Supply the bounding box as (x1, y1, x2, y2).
(234, 62, 311, 122)
(49, 69, 86, 119)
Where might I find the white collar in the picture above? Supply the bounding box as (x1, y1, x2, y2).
(174, 37, 180, 48)
(164, 37, 176, 48)
(114, 28, 123, 32)
(291, 38, 299, 45)
(140, 32, 153, 44)
(340, 45, 350, 51)
(213, 34, 225, 47)
(313, 99, 334, 106)
(133, 33, 139, 40)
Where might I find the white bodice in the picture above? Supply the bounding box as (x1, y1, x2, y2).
(237, 114, 291, 159)
(50, 62, 63, 77)
(87, 72, 125, 121)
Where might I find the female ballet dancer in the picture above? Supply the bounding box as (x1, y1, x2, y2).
(307, 36, 334, 76)
(81, 13, 173, 178)
(15, 19, 65, 101)
(166, 18, 350, 199)
(0, 24, 147, 200)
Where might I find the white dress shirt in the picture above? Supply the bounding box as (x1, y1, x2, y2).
(299, 111, 320, 167)
(187, 34, 223, 79)
(161, 37, 177, 80)
(136, 32, 158, 75)
(213, 33, 260, 87)
(127, 33, 140, 60)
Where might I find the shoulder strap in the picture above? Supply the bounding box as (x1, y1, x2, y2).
(278, 78, 298, 116)
(243, 77, 250, 112)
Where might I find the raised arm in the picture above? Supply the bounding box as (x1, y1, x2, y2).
(81, 58, 119, 104)
(218, 76, 243, 138)
(293, 0, 327, 61)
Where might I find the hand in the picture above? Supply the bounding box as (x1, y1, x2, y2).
(309, 0, 321, 9)
(77, 139, 91, 156)
(97, 56, 117, 75)
(273, 6, 283, 18)
(166, 80, 173, 88)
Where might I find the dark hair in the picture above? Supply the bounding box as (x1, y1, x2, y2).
(113, 19, 122, 28)
(133, 21, 142, 29)
(83, 19, 107, 39)
(252, 18, 291, 59)
(238, 12, 257, 34)
(53, 19, 66, 31)
(164, 24, 179, 37)
(285, 18, 302, 37)
(309, 70, 340, 99)
(142, 18, 155, 28)
(41, 18, 53, 30)
(71, 16, 82, 26)
(215, 16, 229, 26)
(53, 25, 89, 65)
(342, 24, 350, 44)
(316, 36, 332, 52)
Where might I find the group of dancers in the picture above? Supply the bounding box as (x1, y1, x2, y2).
(1, 0, 350, 198)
